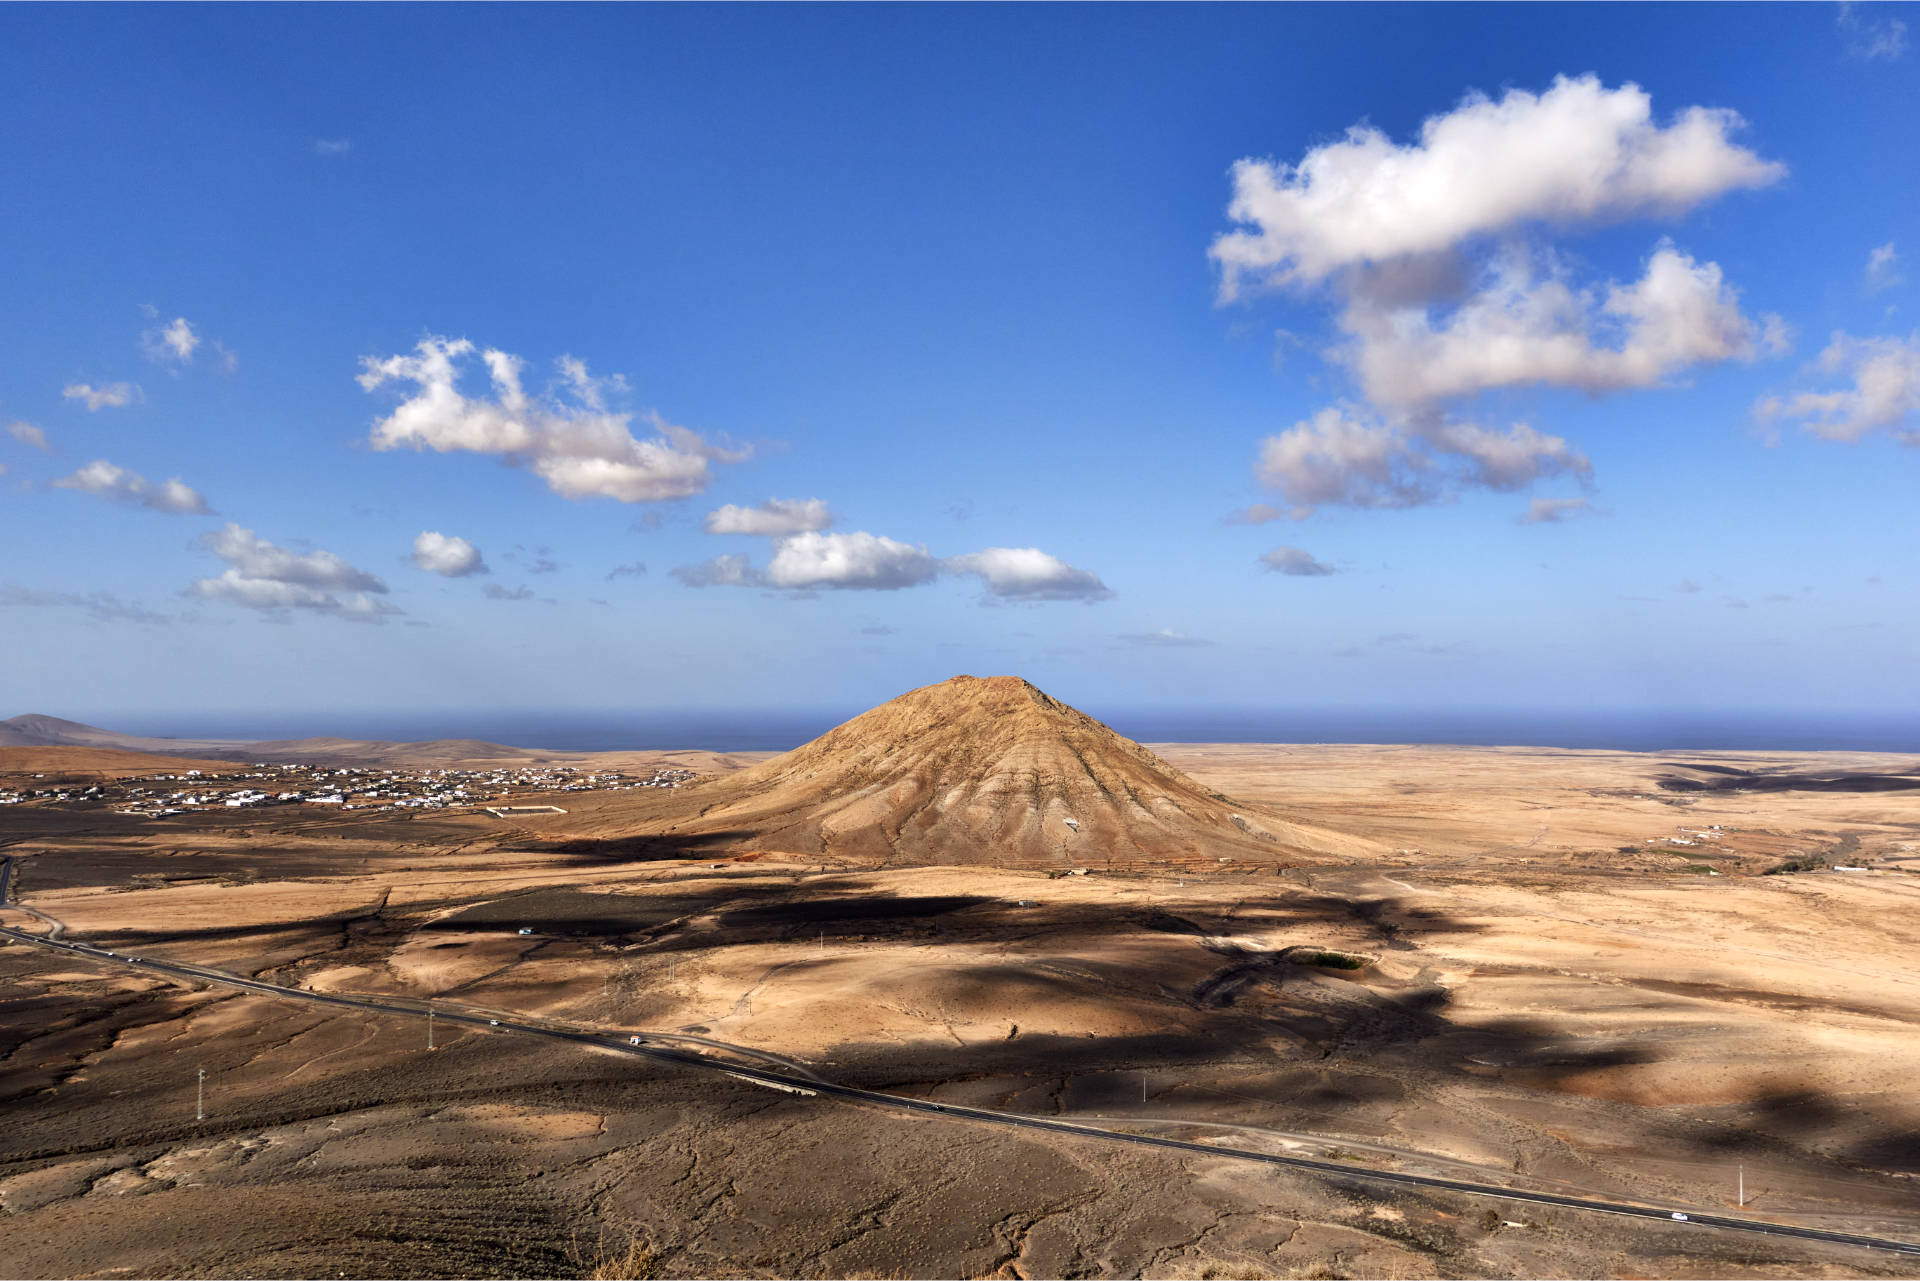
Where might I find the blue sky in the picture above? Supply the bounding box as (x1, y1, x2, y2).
(2, 3, 1915, 730)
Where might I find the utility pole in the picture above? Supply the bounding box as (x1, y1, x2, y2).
(427, 1006, 435, 1050)
(196, 1068, 205, 1121)
(819, 931, 825, 955)
(1141, 1072, 1147, 1103)
(1738, 1165, 1744, 1207)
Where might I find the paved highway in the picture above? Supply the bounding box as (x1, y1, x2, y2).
(2, 856, 1916, 1260)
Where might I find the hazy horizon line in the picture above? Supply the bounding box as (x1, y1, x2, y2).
(21, 704, 1920, 756)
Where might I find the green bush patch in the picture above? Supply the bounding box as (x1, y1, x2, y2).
(1288, 947, 1372, 970)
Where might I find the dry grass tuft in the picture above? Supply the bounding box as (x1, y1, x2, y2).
(570, 1228, 663, 1280)
(1286, 1264, 1349, 1281)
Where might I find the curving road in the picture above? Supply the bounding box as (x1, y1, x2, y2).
(1, 857, 1916, 1260)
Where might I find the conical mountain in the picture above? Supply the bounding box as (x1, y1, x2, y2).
(632, 675, 1366, 868)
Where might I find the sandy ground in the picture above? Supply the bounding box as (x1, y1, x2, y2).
(1, 743, 1918, 1278)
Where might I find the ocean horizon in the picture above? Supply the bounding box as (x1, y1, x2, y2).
(94, 707, 1920, 756)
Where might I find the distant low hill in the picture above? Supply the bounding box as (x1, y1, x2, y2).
(0, 714, 244, 757)
(0, 714, 758, 774)
(0, 714, 544, 769)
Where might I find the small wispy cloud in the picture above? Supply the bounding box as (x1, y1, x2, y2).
(314, 137, 353, 155)
(140, 315, 200, 366)
(1258, 545, 1338, 576)
(1, 583, 171, 625)
(1866, 243, 1902, 293)
(1755, 331, 1920, 442)
(1840, 2, 1908, 60)
(1223, 503, 1291, 526)
(1517, 496, 1594, 525)
(671, 553, 760, 589)
(62, 382, 142, 411)
(134, 308, 236, 372)
(606, 561, 648, 581)
(1118, 628, 1214, 648)
(7, 422, 50, 452)
(1334, 632, 1463, 659)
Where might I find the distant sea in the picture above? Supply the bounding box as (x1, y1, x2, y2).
(104, 708, 1920, 755)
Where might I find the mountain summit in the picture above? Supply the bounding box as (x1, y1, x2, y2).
(632, 675, 1361, 867)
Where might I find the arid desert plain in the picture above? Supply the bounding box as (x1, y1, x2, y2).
(2, 676, 1918, 1280)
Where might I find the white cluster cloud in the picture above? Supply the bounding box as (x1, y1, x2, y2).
(1259, 545, 1338, 576)
(1425, 420, 1592, 491)
(945, 547, 1114, 602)
(7, 422, 49, 452)
(410, 530, 488, 577)
(676, 532, 939, 591)
(1344, 243, 1777, 408)
(1249, 408, 1589, 519)
(766, 531, 940, 591)
(52, 459, 211, 514)
(1757, 332, 1920, 442)
(62, 382, 141, 411)
(1211, 75, 1782, 297)
(1214, 77, 1785, 523)
(1253, 409, 1431, 515)
(674, 532, 1111, 601)
(190, 523, 396, 621)
(704, 497, 833, 536)
(359, 338, 748, 503)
